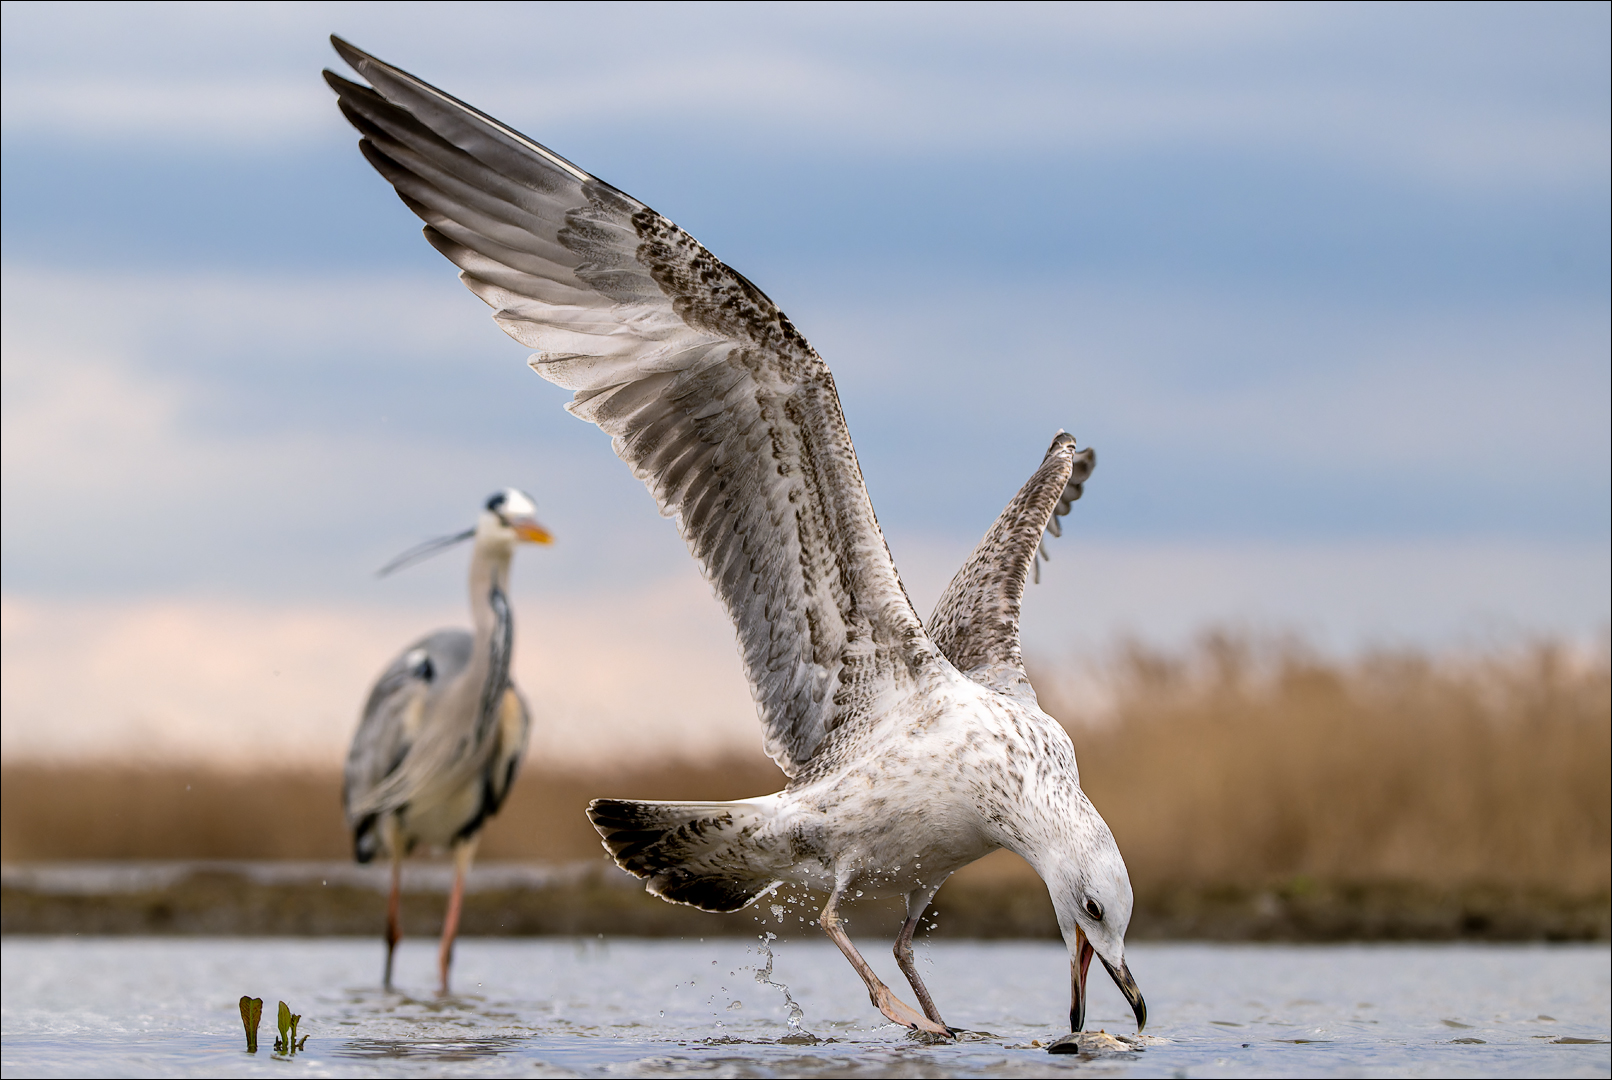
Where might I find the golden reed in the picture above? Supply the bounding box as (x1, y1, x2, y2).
(4, 633, 1607, 900)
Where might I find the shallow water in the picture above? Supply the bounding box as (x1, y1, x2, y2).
(2, 937, 1607, 1078)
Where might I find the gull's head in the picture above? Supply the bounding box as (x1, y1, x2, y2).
(477, 488, 553, 549)
(1043, 792, 1146, 1045)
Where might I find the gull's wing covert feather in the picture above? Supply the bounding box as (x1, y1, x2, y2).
(928, 433, 1095, 698)
(326, 38, 942, 776)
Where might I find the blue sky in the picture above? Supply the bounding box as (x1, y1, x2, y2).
(1, 2, 1607, 762)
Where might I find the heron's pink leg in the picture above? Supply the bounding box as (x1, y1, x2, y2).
(383, 852, 402, 990)
(437, 838, 478, 994)
(819, 883, 951, 1038)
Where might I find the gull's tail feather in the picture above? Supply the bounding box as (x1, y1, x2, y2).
(587, 798, 779, 913)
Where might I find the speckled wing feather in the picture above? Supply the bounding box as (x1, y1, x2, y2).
(326, 39, 941, 776)
(928, 433, 1095, 699)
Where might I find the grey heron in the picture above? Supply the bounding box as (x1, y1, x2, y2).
(343, 487, 551, 993)
(326, 39, 1144, 1044)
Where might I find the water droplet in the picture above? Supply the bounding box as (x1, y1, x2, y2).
(727, 1000, 743, 1010)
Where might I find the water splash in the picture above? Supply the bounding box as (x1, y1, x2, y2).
(753, 933, 810, 1037)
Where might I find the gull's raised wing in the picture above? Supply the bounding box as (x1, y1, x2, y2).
(327, 38, 941, 776)
(928, 433, 1095, 699)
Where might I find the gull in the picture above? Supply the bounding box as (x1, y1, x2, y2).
(325, 38, 1145, 1043)
(344, 488, 551, 993)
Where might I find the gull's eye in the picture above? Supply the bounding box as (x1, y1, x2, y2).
(1084, 897, 1103, 921)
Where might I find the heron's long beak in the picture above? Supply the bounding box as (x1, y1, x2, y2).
(376, 528, 475, 577)
(512, 520, 553, 544)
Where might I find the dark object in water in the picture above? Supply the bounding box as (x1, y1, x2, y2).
(1047, 1030, 1140, 1055)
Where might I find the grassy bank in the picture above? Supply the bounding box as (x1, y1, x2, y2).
(3, 634, 1606, 939)
(4, 859, 1605, 941)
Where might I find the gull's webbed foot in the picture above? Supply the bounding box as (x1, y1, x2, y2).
(871, 985, 954, 1039)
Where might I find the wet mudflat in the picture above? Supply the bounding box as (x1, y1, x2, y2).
(2, 937, 1607, 1078)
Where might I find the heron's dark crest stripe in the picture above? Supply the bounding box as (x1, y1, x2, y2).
(476, 582, 514, 746)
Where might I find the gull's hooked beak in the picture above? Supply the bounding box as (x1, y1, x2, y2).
(1051, 926, 1147, 1053)
(1069, 926, 1095, 1032)
(1101, 954, 1146, 1033)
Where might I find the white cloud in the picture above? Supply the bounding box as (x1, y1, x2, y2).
(0, 265, 572, 587)
(0, 76, 336, 143)
(884, 531, 1612, 683)
(5, 534, 1604, 767)
(0, 341, 185, 494)
(0, 576, 756, 769)
(809, 281, 1611, 489)
(1, 2, 1603, 189)
(3, 263, 1604, 610)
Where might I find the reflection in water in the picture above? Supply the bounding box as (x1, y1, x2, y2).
(0, 938, 1607, 1078)
(337, 1035, 524, 1061)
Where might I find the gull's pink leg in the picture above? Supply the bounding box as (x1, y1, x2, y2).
(819, 882, 952, 1038)
(893, 882, 956, 1032)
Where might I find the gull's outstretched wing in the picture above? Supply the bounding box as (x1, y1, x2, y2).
(928, 433, 1095, 699)
(326, 38, 941, 777)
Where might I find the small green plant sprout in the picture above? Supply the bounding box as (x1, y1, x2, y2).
(273, 1000, 309, 1055)
(238, 996, 263, 1053)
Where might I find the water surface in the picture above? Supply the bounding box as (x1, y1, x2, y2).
(3, 937, 1607, 1077)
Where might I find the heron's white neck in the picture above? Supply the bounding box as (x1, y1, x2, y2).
(467, 517, 516, 640)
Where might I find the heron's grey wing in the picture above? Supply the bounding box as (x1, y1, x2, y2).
(343, 629, 473, 831)
(327, 40, 943, 777)
(928, 433, 1095, 698)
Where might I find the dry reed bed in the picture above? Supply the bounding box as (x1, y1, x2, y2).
(4, 635, 1607, 922)
(1048, 634, 1610, 895)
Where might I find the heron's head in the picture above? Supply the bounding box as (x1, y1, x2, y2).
(478, 488, 553, 547)
(377, 488, 552, 577)
(1042, 792, 1145, 1047)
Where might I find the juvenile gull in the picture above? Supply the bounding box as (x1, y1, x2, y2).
(344, 488, 551, 993)
(325, 38, 1145, 1042)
